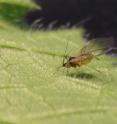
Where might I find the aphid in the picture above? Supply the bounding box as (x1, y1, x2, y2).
(62, 44, 107, 68)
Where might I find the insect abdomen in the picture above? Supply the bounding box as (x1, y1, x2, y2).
(76, 54, 93, 66)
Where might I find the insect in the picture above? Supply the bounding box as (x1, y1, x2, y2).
(62, 44, 107, 68)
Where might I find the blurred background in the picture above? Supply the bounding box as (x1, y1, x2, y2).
(25, 0, 117, 52)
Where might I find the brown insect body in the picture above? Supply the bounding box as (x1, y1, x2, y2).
(62, 39, 108, 69)
(63, 53, 93, 68)
(62, 43, 107, 68)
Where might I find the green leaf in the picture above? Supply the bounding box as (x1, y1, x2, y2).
(0, 0, 117, 124)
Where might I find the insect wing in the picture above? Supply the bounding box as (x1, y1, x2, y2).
(80, 41, 108, 56)
(80, 43, 95, 54)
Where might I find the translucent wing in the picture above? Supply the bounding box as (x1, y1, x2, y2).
(80, 38, 110, 55)
(80, 43, 96, 54)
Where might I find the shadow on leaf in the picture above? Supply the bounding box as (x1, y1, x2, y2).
(67, 72, 95, 80)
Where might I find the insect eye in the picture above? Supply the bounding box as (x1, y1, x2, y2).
(69, 57, 75, 61)
(63, 63, 66, 67)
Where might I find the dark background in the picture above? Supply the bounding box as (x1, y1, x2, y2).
(26, 0, 117, 50)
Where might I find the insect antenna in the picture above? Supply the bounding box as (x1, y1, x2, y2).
(62, 40, 70, 65)
(55, 40, 71, 72)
